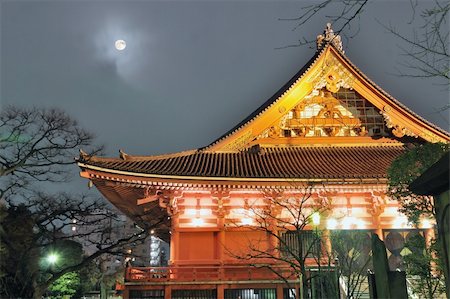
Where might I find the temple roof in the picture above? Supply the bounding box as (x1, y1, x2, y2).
(204, 42, 449, 151)
(79, 145, 404, 181)
(79, 24, 449, 184)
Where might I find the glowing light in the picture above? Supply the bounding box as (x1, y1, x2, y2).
(199, 209, 211, 216)
(115, 39, 126, 51)
(393, 215, 409, 228)
(185, 209, 196, 216)
(355, 219, 366, 229)
(192, 218, 204, 226)
(186, 208, 210, 216)
(241, 217, 253, 225)
(342, 216, 355, 229)
(235, 208, 246, 215)
(311, 212, 321, 226)
(46, 253, 59, 265)
(421, 218, 433, 229)
(341, 216, 366, 229)
(326, 218, 338, 230)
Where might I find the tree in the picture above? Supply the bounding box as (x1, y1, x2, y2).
(0, 106, 165, 298)
(331, 230, 372, 299)
(402, 233, 446, 299)
(226, 187, 371, 299)
(48, 272, 81, 299)
(281, 1, 449, 85)
(0, 203, 39, 298)
(0, 106, 102, 198)
(224, 187, 328, 298)
(381, 1, 449, 83)
(386, 142, 448, 298)
(387, 142, 448, 224)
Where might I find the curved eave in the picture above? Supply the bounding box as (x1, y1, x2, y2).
(79, 162, 387, 187)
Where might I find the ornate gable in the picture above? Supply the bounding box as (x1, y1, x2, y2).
(206, 25, 449, 152)
(257, 88, 393, 141)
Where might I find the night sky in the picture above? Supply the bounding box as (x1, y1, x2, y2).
(2, 0, 449, 159)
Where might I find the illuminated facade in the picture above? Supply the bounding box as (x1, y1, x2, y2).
(78, 25, 449, 299)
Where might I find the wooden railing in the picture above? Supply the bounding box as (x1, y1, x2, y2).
(125, 264, 298, 282)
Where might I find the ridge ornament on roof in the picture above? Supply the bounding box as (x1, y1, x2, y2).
(317, 23, 344, 53)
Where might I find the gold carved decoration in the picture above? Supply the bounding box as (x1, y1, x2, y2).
(381, 111, 418, 138)
(222, 130, 253, 151)
(365, 193, 386, 217)
(308, 54, 355, 95)
(257, 90, 372, 139)
(288, 91, 363, 137)
(212, 190, 230, 218)
(316, 23, 344, 53)
(382, 108, 446, 142)
(419, 131, 443, 143)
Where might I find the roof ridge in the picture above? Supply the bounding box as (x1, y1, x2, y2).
(200, 46, 328, 151)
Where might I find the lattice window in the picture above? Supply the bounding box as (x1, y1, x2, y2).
(225, 288, 276, 299)
(280, 230, 322, 259)
(333, 89, 390, 137)
(278, 88, 391, 138)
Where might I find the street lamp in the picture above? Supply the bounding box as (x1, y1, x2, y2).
(312, 212, 321, 226)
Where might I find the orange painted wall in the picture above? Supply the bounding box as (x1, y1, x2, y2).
(223, 230, 270, 261)
(178, 232, 215, 261)
(175, 229, 271, 264)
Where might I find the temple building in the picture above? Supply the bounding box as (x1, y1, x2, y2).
(77, 24, 450, 299)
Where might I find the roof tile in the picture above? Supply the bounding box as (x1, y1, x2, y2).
(80, 146, 404, 180)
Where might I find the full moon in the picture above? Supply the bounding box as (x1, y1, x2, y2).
(115, 39, 126, 51)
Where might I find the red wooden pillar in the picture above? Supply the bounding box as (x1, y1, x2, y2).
(170, 215, 180, 263)
(276, 284, 284, 299)
(164, 285, 172, 299)
(217, 284, 225, 299)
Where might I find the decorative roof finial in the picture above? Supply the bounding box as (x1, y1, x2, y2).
(316, 23, 344, 53)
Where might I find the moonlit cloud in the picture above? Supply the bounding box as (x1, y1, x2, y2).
(1, 1, 448, 158)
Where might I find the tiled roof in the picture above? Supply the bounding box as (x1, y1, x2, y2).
(79, 145, 404, 180)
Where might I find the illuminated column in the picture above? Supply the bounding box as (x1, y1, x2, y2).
(215, 204, 225, 263)
(268, 204, 281, 258)
(164, 286, 172, 299)
(217, 285, 224, 299)
(423, 220, 435, 247)
(170, 215, 180, 264)
(367, 195, 384, 240)
(268, 220, 279, 257)
(276, 284, 283, 299)
(321, 229, 332, 258)
(213, 191, 229, 263)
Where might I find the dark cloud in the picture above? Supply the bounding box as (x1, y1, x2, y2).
(2, 1, 448, 158)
